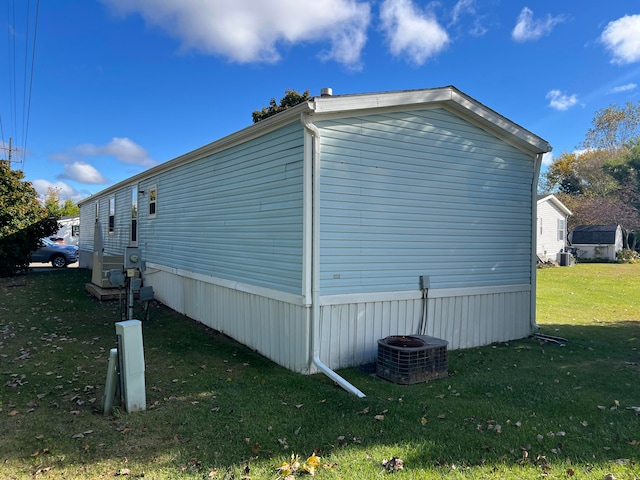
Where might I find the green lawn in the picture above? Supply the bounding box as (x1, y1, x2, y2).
(0, 264, 638, 479)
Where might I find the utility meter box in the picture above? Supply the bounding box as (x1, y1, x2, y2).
(115, 320, 146, 412)
(124, 247, 142, 270)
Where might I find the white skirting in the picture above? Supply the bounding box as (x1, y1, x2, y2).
(144, 263, 532, 373)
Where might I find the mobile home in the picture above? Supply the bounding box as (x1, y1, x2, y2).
(79, 86, 551, 393)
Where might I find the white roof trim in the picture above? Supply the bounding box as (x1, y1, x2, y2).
(309, 86, 551, 155)
(80, 86, 550, 205)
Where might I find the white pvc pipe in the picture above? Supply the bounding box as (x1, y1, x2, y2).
(530, 152, 544, 331)
(301, 112, 366, 398)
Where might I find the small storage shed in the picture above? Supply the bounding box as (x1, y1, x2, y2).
(536, 194, 571, 262)
(569, 224, 623, 261)
(78, 86, 551, 392)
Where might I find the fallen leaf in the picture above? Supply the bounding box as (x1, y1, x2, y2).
(381, 457, 404, 471)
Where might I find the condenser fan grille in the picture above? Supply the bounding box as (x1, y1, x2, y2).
(377, 335, 448, 384)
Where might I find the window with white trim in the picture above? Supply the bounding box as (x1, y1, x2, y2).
(557, 218, 565, 242)
(131, 186, 138, 244)
(148, 185, 157, 219)
(109, 196, 115, 234)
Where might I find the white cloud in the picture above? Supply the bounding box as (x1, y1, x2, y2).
(380, 0, 450, 65)
(546, 89, 578, 111)
(512, 7, 564, 42)
(32, 179, 85, 202)
(451, 0, 475, 25)
(601, 14, 640, 65)
(58, 162, 109, 184)
(541, 152, 554, 167)
(610, 83, 637, 94)
(74, 137, 155, 167)
(101, 0, 371, 68)
(448, 0, 487, 36)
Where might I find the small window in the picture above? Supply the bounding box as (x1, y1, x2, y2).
(72, 225, 79, 237)
(131, 186, 138, 243)
(95, 201, 100, 220)
(557, 219, 565, 242)
(148, 185, 157, 219)
(109, 196, 115, 234)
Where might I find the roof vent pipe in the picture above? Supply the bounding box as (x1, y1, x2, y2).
(320, 87, 333, 97)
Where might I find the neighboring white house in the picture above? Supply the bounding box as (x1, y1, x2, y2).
(536, 194, 572, 262)
(569, 225, 623, 261)
(56, 216, 80, 246)
(78, 86, 551, 394)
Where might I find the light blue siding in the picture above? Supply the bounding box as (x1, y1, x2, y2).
(138, 123, 305, 294)
(317, 108, 535, 295)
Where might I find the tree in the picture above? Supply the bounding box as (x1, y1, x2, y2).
(43, 187, 80, 217)
(582, 101, 640, 153)
(542, 150, 617, 197)
(0, 160, 59, 276)
(543, 102, 640, 251)
(252, 89, 311, 123)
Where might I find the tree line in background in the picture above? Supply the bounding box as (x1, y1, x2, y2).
(539, 101, 640, 250)
(0, 160, 79, 276)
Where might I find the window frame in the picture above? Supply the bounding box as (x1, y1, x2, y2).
(131, 185, 138, 244)
(108, 196, 115, 234)
(557, 218, 566, 242)
(148, 185, 157, 219)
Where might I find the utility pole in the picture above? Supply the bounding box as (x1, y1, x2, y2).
(4, 137, 21, 167)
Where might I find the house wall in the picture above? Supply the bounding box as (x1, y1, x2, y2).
(138, 123, 305, 294)
(310, 107, 536, 368)
(536, 199, 567, 260)
(316, 108, 534, 292)
(78, 185, 137, 268)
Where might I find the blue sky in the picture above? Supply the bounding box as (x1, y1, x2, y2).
(1, 0, 639, 202)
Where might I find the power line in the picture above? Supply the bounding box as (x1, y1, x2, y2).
(20, 0, 31, 164)
(2, 0, 40, 169)
(22, 0, 40, 167)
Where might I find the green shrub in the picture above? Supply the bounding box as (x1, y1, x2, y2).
(616, 248, 640, 263)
